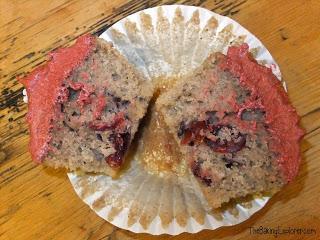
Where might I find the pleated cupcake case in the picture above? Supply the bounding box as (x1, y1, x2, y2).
(67, 5, 284, 235)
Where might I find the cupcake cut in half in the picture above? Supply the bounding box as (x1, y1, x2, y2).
(20, 33, 303, 207)
(20, 34, 153, 177)
(157, 44, 304, 208)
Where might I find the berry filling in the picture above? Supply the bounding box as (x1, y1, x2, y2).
(179, 118, 247, 154)
(107, 132, 131, 168)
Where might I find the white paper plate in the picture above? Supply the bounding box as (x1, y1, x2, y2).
(66, 5, 284, 235)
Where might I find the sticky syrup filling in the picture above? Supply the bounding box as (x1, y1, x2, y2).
(136, 77, 187, 176)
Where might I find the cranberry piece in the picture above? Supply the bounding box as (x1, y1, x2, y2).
(180, 120, 207, 145)
(180, 130, 192, 145)
(191, 160, 201, 177)
(180, 119, 246, 153)
(106, 132, 131, 168)
(112, 113, 126, 131)
(106, 151, 122, 168)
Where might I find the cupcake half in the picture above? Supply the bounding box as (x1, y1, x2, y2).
(20, 34, 153, 176)
(157, 43, 304, 208)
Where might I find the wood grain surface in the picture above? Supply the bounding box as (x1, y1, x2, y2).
(1, 0, 319, 239)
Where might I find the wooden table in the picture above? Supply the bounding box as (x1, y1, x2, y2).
(1, 0, 319, 239)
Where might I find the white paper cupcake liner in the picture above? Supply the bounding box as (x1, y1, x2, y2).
(68, 5, 283, 235)
(23, 4, 284, 235)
